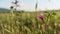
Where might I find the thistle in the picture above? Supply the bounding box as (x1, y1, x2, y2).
(39, 13, 44, 20)
(11, 0, 20, 11)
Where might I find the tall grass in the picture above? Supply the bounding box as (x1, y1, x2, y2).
(0, 11, 60, 34)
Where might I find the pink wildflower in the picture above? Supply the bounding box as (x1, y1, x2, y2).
(16, 4, 20, 7)
(39, 13, 44, 20)
(11, 1, 15, 4)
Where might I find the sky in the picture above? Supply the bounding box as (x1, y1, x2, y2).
(0, 0, 60, 11)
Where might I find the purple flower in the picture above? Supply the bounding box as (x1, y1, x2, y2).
(39, 13, 44, 20)
(16, 4, 20, 7)
(11, 1, 15, 4)
(11, 1, 20, 7)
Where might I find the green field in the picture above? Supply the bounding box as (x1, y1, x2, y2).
(0, 11, 60, 34)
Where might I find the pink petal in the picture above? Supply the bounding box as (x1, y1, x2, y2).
(16, 3, 20, 7)
(40, 13, 44, 16)
(11, 1, 15, 4)
(38, 13, 44, 20)
(16, 4, 20, 7)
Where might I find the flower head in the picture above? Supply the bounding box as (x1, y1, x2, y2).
(11, 1, 15, 4)
(11, 1, 20, 7)
(11, 1, 19, 4)
(16, 4, 20, 7)
(39, 13, 44, 20)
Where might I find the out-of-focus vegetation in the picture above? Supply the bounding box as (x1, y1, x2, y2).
(0, 10, 60, 34)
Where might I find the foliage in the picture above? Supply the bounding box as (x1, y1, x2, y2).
(0, 11, 60, 34)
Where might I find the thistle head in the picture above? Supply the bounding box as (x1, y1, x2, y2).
(38, 13, 44, 20)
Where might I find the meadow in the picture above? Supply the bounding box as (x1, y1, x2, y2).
(0, 10, 60, 34)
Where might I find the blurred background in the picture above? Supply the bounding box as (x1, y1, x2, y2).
(0, 0, 60, 34)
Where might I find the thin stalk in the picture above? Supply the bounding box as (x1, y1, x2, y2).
(1, 21, 4, 34)
(10, 7, 14, 34)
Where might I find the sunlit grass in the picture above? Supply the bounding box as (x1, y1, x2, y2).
(0, 11, 60, 34)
